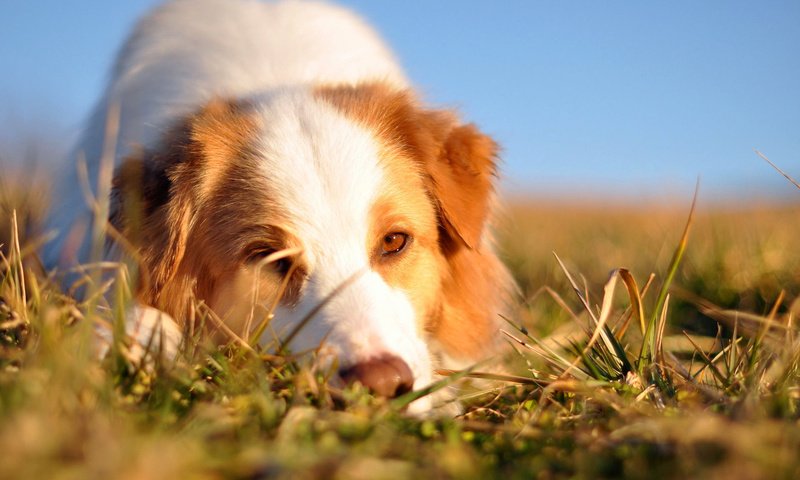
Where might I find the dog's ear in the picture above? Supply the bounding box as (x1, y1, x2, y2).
(415, 112, 507, 359)
(110, 128, 195, 306)
(421, 118, 498, 251)
(110, 99, 254, 308)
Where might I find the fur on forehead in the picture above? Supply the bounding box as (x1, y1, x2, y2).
(315, 82, 499, 251)
(246, 88, 387, 254)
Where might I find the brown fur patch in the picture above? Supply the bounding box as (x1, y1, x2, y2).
(317, 83, 510, 360)
(367, 178, 443, 335)
(111, 98, 303, 333)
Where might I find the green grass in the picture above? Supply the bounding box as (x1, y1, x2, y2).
(2, 177, 800, 479)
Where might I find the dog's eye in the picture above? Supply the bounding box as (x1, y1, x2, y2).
(381, 232, 409, 255)
(247, 249, 292, 275)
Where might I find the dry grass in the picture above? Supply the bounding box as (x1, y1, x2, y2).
(501, 199, 800, 334)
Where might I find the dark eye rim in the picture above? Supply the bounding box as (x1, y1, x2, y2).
(245, 246, 294, 275)
(381, 232, 411, 256)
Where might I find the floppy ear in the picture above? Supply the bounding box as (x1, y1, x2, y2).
(419, 115, 509, 359)
(109, 98, 254, 309)
(110, 128, 195, 306)
(422, 120, 498, 250)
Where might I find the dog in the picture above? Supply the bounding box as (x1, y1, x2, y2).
(45, 0, 512, 413)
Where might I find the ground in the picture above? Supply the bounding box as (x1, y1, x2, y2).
(1, 179, 799, 479)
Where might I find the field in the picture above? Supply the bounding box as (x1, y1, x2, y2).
(1, 178, 799, 479)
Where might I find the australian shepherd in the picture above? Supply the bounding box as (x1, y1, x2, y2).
(46, 0, 513, 413)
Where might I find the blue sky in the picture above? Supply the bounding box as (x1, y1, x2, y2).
(2, 1, 798, 200)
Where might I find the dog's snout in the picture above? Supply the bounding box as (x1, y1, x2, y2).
(339, 355, 414, 398)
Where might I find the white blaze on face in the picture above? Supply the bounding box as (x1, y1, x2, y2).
(250, 89, 433, 391)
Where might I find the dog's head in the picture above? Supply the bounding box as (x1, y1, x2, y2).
(111, 83, 510, 412)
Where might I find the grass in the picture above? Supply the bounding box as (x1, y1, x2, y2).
(1, 174, 799, 479)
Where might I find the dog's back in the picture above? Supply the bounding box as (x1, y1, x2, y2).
(46, 0, 407, 270)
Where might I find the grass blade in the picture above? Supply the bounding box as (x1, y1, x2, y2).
(756, 150, 800, 190)
(639, 182, 698, 370)
(618, 268, 645, 336)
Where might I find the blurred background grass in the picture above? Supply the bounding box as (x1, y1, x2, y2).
(499, 198, 800, 337)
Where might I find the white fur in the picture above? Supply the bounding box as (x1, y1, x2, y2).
(95, 305, 183, 364)
(46, 0, 407, 270)
(248, 90, 433, 392)
(47, 0, 437, 412)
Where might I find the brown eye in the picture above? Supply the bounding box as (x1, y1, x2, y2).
(381, 232, 409, 255)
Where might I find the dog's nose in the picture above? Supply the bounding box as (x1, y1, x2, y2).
(339, 355, 414, 398)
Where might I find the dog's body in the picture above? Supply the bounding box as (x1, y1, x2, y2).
(46, 0, 512, 413)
